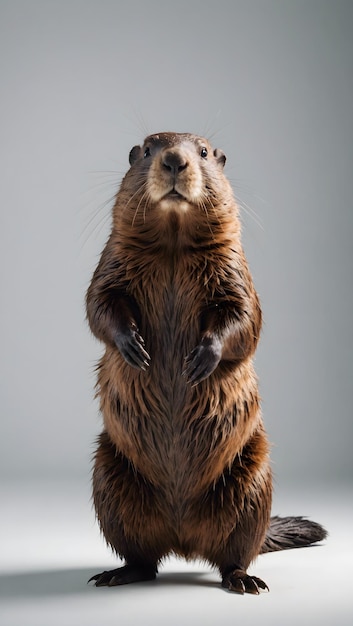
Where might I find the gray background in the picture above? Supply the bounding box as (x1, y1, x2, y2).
(1, 2, 353, 625)
(1, 0, 352, 487)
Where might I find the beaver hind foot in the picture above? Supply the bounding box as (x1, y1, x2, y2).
(222, 568, 269, 595)
(88, 563, 157, 587)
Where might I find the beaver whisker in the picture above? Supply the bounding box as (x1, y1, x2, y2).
(143, 189, 153, 224)
(236, 196, 264, 231)
(132, 187, 151, 227)
(200, 189, 222, 230)
(80, 192, 117, 249)
(198, 197, 214, 238)
(125, 180, 149, 211)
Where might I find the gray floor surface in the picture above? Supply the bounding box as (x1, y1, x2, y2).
(0, 479, 351, 626)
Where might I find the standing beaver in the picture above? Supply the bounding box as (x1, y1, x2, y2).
(86, 132, 326, 594)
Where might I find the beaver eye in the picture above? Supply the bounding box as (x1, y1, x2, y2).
(144, 147, 151, 158)
(200, 147, 208, 158)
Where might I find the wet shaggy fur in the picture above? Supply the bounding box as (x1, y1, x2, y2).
(86, 132, 327, 594)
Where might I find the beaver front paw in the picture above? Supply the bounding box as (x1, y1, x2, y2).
(114, 324, 151, 370)
(183, 335, 222, 385)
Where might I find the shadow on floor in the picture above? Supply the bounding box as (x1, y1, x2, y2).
(0, 567, 218, 599)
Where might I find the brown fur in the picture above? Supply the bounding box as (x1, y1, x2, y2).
(86, 132, 326, 594)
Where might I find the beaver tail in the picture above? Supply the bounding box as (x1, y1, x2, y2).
(261, 515, 327, 554)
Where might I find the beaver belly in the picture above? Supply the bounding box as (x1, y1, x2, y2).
(98, 347, 261, 493)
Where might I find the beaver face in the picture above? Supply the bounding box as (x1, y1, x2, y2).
(127, 133, 227, 213)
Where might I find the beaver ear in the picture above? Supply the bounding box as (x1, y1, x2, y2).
(129, 145, 142, 165)
(213, 148, 226, 168)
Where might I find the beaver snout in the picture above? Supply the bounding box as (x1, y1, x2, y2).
(162, 149, 188, 178)
(147, 143, 203, 204)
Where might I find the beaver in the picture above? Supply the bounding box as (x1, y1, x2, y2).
(86, 132, 326, 594)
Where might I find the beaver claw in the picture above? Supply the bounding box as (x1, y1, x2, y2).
(222, 569, 269, 595)
(114, 326, 151, 370)
(88, 564, 157, 587)
(183, 336, 222, 385)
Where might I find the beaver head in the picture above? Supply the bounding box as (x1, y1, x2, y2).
(113, 132, 237, 244)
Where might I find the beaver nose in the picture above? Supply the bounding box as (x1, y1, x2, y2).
(162, 150, 188, 176)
